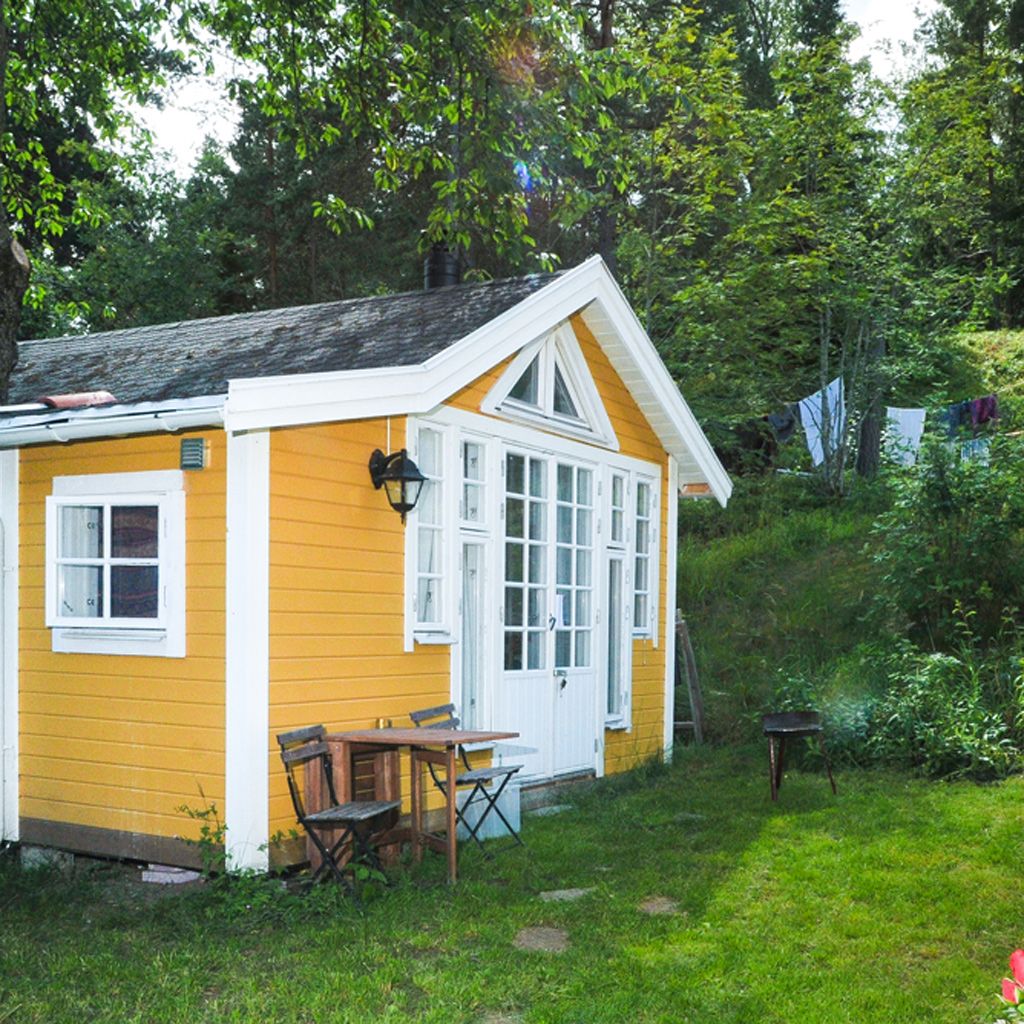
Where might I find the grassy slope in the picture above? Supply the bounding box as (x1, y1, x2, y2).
(2, 749, 1022, 1024)
(676, 487, 882, 744)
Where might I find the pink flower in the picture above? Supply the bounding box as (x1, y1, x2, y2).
(1011, 949, 1024, 985)
(1003, 978, 1019, 1004)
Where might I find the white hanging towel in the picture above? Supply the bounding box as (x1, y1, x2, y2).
(798, 376, 845, 466)
(885, 407, 927, 466)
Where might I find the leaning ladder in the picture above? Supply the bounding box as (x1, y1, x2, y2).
(674, 614, 705, 744)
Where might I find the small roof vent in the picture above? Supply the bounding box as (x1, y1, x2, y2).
(36, 391, 117, 410)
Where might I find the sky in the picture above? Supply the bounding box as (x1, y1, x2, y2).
(143, 3, 941, 178)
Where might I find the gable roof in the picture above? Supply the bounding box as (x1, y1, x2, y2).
(10, 274, 557, 406)
(1, 257, 731, 504)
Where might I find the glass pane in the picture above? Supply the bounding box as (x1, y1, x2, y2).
(418, 578, 441, 623)
(529, 458, 546, 497)
(577, 469, 592, 506)
(418, 527, 440, 573)
(636, 519, 649, 554)
(509, 356, 540, 406)
(576, 509, 591, 546)
(528, 544, 545, 583)
(556, 546, 572, 585)
(506, 498, 524, 538)
(504, 631, 523, 671)
(612, 475, 624, 507)
(58, 565, 103, 618)
(635, 556, 648, 591)
(418, 428, 442, 475)
(557, 464, 573, 502)
(527, 587, 544, 627)
(506, 454, 525, 495)
(575, 630, 591, 667)
(553, 364, 579, 417)
(505, 587, 523, 626)
(556, 506, 573, 544)
(111, 565, 159, 618)
(527, 630, 545, 670)
(528, 500, 546, 540)
(611, 509, 623, 544)
(462, 441, 483, 481)
(634, 593, 648, 630)
(111, 506, 159, 558)
(555, 631, 571, 668)
(505, 542, 524, 582)
(463, 483, 482, 523)
(60, 506, 103, 559)
(575, 589, 591, 627)
(637, 482, 650, 516)
(461, 545, 483, 728)
(419, 480, 441, 525)
(557, 589, 572, 625)
(576, 549, 592, 587)
(608, 560, 623, 714)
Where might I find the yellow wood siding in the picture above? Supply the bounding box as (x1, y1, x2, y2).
(446, 315, 670, 777)
(267, 418, 451, 840)
(19, 431, 227, 841)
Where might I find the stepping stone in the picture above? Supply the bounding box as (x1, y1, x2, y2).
(528, 804, 573, 817)
(539, 887, 594, 902)
(639, 896, 679, 915)
(142, 864, 202, 885)
(513, 926, 570, 953)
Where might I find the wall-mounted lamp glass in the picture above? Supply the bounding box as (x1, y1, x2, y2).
(368, 448, 426, 523)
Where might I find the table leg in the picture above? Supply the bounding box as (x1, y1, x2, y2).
(411, 748, 423, 865)
(446, 745, 458, 884)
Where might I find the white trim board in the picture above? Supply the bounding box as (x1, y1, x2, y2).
(224, 257, 731, 506)
(0, 450, 18, 841)
(663, 455, 679, 761)
(224, 430, 270, 872)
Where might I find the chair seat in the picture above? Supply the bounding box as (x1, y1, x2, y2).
(455, 764, 522, 785)
(305, 799, 400, 825)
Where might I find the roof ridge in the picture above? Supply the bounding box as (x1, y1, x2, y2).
(19, 270, 561, 347)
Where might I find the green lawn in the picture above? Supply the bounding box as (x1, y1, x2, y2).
(2, 747, 1021, 1024)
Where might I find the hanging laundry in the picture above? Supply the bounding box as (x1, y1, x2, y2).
(884, 407, 927, 466)
(938, 399, 971, 438)
(766, 404, 801, 444)
(798, 377, 845, 467)
(960, 437, 991, 464)
(970, 393, 999, 428)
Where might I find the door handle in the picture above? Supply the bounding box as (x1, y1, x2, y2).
(560, 678, 568, 691)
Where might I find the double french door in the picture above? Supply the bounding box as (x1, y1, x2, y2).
(494, 448, 599, 780)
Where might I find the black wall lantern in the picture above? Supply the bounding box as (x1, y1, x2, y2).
(368, 448, 426, 523)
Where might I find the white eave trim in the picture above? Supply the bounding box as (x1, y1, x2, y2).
(225, 256, 731, 506)
(0, 395, 226, 448)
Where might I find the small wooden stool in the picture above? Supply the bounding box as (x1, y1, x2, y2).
(762, 711, 837, 801)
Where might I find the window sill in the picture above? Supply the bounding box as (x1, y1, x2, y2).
(51, 626, 184, 658)
(604, 718, 630, 732)
(413, 631, 455, 646)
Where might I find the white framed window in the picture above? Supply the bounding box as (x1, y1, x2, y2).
(45, 470, 185, 657)
(632, 477, 658, 637)
(460, 438, 486, 529)
(609, 471, 626, 549)
(481, 325, 618, 448)
(413, 426, 447, 637)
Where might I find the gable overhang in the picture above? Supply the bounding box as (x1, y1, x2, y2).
(225, 256, 731, 505)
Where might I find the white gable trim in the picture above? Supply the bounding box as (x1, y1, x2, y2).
(224, 257, 730, 505)
(480, 323, 618, 449)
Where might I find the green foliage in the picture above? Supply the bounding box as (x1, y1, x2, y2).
(871, 433, 1024, 647)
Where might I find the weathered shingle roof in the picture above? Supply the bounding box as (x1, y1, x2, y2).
(10, 273, 558, 406)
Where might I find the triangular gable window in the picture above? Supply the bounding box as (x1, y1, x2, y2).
(481, 324, 617, 448)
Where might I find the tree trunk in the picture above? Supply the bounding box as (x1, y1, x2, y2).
(855, 332, 886, 478)
(0, 223, 29, 403)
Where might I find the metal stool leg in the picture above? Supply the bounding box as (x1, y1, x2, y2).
(768, 736, 778, 801)
(774, 736, 786, 798)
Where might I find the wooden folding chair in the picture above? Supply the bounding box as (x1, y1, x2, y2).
(409, 704, 524, 854)
(277, 725, 400, 885)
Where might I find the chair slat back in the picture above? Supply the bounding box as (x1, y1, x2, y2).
(410, 703, 459, 729)
(277, 726, 337, 823)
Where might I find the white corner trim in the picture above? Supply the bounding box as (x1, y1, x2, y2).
(0, 450, 18, 841)
(225, 430, 270, 872)
(663, 456, 679, 762)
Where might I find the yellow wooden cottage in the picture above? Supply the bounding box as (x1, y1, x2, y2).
(0, 255, 729, 871)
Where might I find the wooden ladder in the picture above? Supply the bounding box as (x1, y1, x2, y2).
(674, 614, 705, 744)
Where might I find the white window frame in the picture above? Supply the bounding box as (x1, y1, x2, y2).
(406, 421, 458, 647)
(632, 474, 660, 642)
(481, 324, 618, 449)
(45, 470, 185, 658)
